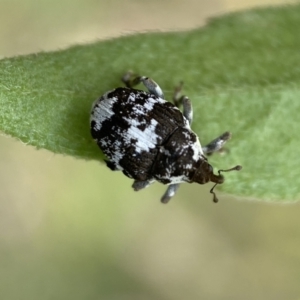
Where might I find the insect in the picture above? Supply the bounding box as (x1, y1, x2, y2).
(90, 72, 242, 203)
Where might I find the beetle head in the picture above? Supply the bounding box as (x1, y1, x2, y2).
(192, 160, 224, 185)
(192, 160, 242, 203)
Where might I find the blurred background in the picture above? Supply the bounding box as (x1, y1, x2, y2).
(1, 0, 300, 299)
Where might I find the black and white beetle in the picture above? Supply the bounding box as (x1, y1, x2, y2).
(90, 72, 242, 203)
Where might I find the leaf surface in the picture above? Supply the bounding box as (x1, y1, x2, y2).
(1, 5, 300, 201)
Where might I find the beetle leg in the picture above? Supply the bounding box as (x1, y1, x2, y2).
(132, 179, 155, 191)
(122, 71, 141, 88)
(140, 76, 164, 99)
(202, 131, 231, 155)
(173, 82, 193, 125)
(161, 184, 180, 204)
(122, 71, 165, 99)
(173, 81, 184, 107)
(181, 96, 193, 125)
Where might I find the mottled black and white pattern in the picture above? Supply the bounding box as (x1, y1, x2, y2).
(91, 87, 204, 183)
(90, 74, 241, 203)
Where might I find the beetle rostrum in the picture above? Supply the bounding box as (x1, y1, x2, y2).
(90, 72, 242, 203)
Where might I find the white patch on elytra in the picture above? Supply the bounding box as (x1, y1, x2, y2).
(112, 149, 124, 169)
(190, 136, 203, 160)
(129, 94, 166, 113)
(108, 141, 125, 170)
(143, 96, 165, 110)
(90, 91, 117, 131)
(124, 117, 146, 127)
(123, 118, 160, 153)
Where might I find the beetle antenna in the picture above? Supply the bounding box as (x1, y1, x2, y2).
(210, 165, 242, 203)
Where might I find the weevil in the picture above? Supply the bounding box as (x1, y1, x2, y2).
(90, 72, 241, 203)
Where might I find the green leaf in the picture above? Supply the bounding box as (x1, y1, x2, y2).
(1, 5, 300, 202)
